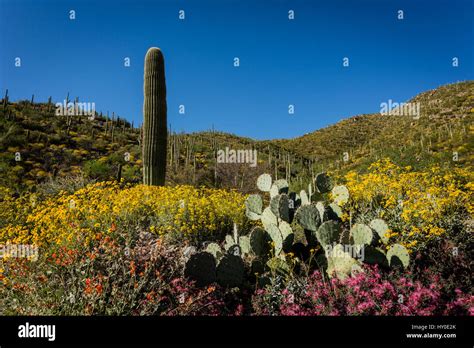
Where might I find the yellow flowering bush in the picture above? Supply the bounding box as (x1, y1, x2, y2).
(0, 182, 247, 247)
(344, 159, 473, 249)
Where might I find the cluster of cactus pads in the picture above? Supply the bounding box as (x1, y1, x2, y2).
(184, 224, 247, 287)
(184, 172, 410, 286)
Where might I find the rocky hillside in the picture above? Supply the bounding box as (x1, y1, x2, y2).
(0, 81, 472, 193)
(270, 81, 473, 174)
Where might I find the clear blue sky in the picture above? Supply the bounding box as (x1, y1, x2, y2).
(0, 0, 472, 140)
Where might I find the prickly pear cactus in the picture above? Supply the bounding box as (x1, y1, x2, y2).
(245, 194, 263, 220)
(224, 234, 235, 251)
(269, 184, 279, 198)
(239, 235, 251, 255)
(386, 244, 410, 268)
(369, 219, 389, 244)
(251, 259, 265, 277)
(315, 172, 333, 193)
(205, 243, 224, 261)
(331, 185, 350, 205)
(295, 203, 321, 232)
(363, 246, 388, 267)
(300, 190, 310, 206)
(184, 252, 217, 286)
(279, 220, 294, 251)
(291, 221, 308, 246)
(257, 173, 272, 192)
(326, 244, 360, 280)
(289, 192, 301, 208)
(261, 207, 278, 230)
(216, 254, 245, 287)
(266, 223, 283, 255)
(250, 227, 271, 257)
(274, 179, 289, 194)
(227, 244, 242, 257)
(351, 223, 374, 246)
(328, 203, 343, 219)
(315, 201, 326, 221)
(270, 194, 290, 222)
(316, 220, 341, 247)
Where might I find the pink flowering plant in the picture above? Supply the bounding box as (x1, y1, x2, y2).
(252, 265, 473, 316)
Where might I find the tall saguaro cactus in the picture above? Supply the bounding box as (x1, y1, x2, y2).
(142, 47, 167, 185)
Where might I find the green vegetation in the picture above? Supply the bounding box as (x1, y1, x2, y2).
(0, 81, 472, 194)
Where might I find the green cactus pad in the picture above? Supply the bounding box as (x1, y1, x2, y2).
(316, 220, 342, 247)
(293, 193, 301, 207)
(257, 173, 272, 192)
(295, 203, 321, 232)
(363, 246, 388, 267)
(279, 220, 294, 251)
(288, 192, 298, 209)
(269, 184, 279, 198)
(315, 201, 326, 221)
(216, 254, 245, 287)
(315, 172, 333, 193)
(328, 203, 343, 219)
(205, 243, 224, 261)
(245, 194, 263, 217)
(250, 227, 271, 257)
(300, 190, 310, 206)
(227, 244, 242, 257)
(332, 185, 350, 205)
(274, 179, 289, 194)
(386, 244, 410, 269)
(266, 223, 283, 255)
(270, 194, 290, 222)
(246, 211, 261, 221)
(291, 221, 308, 246)
(238, 236, 251, 255)
(369, 219, 389, 244)
(224, 234, 235, 251)
(269, 194, 281, 217)
(261, 207, 278, 230)
(326, 244, 360, 280)
(251, 259, 265, 277)
(279, 221, 293, 240)
(351, 223, 374, 246)
(184, 252, 217, 286)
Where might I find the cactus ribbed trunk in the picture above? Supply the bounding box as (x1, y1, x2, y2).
(142, 47, 167, 186)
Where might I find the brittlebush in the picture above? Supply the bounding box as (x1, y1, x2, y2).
(344, 159, 473, 250)
(0, 182, 247, 247)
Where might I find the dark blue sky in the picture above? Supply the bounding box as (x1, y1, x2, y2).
(1, 0, 472, 140)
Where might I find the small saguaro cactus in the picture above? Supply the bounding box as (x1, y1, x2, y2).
(142, 47, 167, 186)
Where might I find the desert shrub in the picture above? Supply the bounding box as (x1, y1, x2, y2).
(0, 182, 248, 247)
(0, 230, 247, 315)
(121, 164, 141, 183)
(36, 174, 90, 196)
(83, 159, 113, 180)
(344, 159, 473, 250)
(410, 220, 474, 295)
